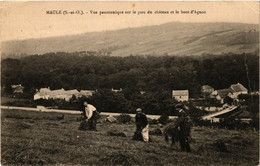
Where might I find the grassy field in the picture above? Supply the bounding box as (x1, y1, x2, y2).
(1, 109, 259, 165)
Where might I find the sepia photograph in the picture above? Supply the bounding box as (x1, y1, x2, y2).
(0, 1, 259, 165)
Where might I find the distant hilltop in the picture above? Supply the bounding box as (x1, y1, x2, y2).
(1, 22, 259, 59)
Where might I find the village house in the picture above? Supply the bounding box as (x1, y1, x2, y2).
(34, 88, 51, 100)
(211, 89, 232, 104)
(11, 84, 24, 94)
(48, 88, 67, 100)
(78, 90, 95, 98)
(64, 89, 80, 101)
(201, 85, 214, 93)
(34, 88, 95, 101)
(229, 83, 248, 99)
(209, 83, 248, 104)
(172, 90, 189, 102)
(201, 85, 214, 98)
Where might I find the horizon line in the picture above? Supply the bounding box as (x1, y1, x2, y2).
(2, 20, 259, 43)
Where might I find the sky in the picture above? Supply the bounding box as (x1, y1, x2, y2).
(0, 1, 259, 41)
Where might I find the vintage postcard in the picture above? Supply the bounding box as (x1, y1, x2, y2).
(0, 1, 259, 165)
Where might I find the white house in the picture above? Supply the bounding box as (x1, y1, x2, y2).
(34, 88, 95, 101)
(34, 88, 51, 100)
(229, 83, 248, 99)
(78, 90, 95, 98)
(48, 88, 67, 100)
(172, 90, 189, 102)
(64, 89, 80, 101)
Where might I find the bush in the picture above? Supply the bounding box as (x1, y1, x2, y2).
(6, 100, 37, 108)
(116, 114, 132, 124)
(148, 118, 159, 125)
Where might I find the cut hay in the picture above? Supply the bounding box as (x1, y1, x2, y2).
(197, 139, 229, 153)
(78, 120, 91, 131)
(226, 135, 255, 147)
(116, 114, 132, 124)
(162, 118, 192, 146)
(149, 128, 162, 135)
(107, 131, 126, 137)
(105, 115, 117, 123)
(212, 139, 229, 152)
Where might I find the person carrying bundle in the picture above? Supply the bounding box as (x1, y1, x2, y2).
(133, 108, 149, 142)
(175, 104, 192, 152)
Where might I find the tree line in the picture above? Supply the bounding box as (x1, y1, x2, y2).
(2, 52, 258, 96)
(1, 52, 259, 115)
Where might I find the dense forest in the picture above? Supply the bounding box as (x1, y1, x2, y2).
(1, 52, 259, 115)
(2, 52, 258, 95)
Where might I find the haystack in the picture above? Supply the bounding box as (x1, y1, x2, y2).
(105, 115, 117, 123)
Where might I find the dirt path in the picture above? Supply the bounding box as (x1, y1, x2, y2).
(0, 106, 177, 119)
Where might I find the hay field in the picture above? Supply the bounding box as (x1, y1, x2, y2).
(1, 109, 259, 165)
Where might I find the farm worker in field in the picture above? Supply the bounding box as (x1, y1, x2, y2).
(135, 108, 149, 142)
(175, 104, 192, 152)
(83, 101, 98, 131)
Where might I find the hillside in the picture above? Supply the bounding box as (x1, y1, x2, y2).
(1, 109, 259, 165)
(1, 22, 259, 58)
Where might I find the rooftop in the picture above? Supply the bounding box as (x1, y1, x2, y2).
(230, 83, 247, 92)
(172, 90, 189, 96)
(217, 89, 231, 98)
(201, 85, 214, 91)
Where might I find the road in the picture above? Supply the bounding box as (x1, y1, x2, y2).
(0, 106, 177, 120)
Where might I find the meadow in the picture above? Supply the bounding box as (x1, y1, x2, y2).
(1, 109, 259, 165)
